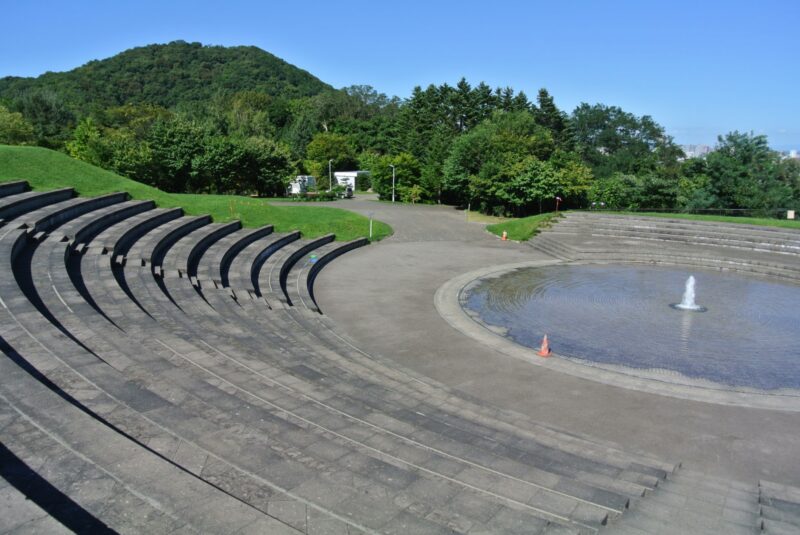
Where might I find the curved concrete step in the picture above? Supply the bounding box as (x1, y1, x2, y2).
(107, 241, 626, 529)
(153, 269, 658, 511)
(6, 212, 366, 534)
(195, 225, 274, 286)
(0, 188, 74, 223)
(162, 221, 241, 278)
(129, 275, 615, 531)
(42, 233, 588, 532)
(89, 207, 183, 258)
(130, 215, 211, 268)
(0, 201, 309, 533)
(760, 480, 800, 532)
(245, 231, 302, 295)
(558, 213, 800, 250)
(256, 235, 334, 308)
(304, 238, 368, 314)
(0, 192, 690, 534)
(0, 180, 29, 198)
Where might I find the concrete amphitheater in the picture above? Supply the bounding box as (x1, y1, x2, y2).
(1, 181, 799, 534)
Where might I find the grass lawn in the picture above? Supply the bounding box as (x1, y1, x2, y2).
(486, 212, 561, 241)
(0, 145, 392, 241)
(605, 210, 800, 230)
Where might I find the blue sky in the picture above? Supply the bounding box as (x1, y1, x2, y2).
(3, 0, 799, 149)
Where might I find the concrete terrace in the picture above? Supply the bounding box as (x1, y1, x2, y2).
(0, 183, 798, 534)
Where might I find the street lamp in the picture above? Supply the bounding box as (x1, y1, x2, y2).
(328, 159, 334, 192)
(389, 164, 396, 203)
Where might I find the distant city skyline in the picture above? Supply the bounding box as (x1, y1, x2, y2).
(2, 0, 798, 149)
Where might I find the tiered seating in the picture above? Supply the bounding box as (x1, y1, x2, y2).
(1, 183, 690, 533)
(531, 212, 800, 281)
(759, 480, 800, 534)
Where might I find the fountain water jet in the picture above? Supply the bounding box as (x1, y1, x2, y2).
(671, 275, 707, 312)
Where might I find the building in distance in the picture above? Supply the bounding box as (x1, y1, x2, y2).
(680, 144, 713, 159)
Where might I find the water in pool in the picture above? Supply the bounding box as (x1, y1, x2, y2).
(461, 264, 800, 390)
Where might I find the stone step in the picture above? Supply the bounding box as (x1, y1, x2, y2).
(175, 276, 661, 505)
(0, 188, 74, 223)
(4, 222, 376, 534)
(158, 281, 606, 522)
(131, 215, 210, 268)
(530, 234, 578, 260)
(241, 231, 302, 294)
(0, 333, 304, 534)
(257, 235, 335, 308)
(162, 220, 241, 278)
(46, 219, 599, 533)
(558, 226, 800, 257)
(283, 239, 368, 313)
(553, 216, 800, 245)
(609, 469, 759, 534)
(563, 212, 800, 240)
(226, 231, 300, 292)
(19, 193, 129, 237)
(195, 225, 274, 286)
(760, 480, 800, 531)
(113, 247, 624, 529)
(530, 246, 800, 284)
(61, 200, 154, 251)
(40, 248, 586, 535)
(0, 180, 29, 198)
(0, 192, 689, 534)
(0, 399, 187, 534)
(288, 305, 679, 480)
(557, 217, 800, 244)
(762, 517, 800, 534)
(89, 207, 183, 258)
(281, 308, 677, 488)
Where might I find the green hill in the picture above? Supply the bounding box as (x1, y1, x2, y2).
(0, 145, 391, 241)
(0, 41, 332, 114)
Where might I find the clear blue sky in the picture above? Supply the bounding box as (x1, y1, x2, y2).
(3, 0, 799, 149)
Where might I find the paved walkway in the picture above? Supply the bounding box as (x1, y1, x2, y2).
(314, 198, 800, 485)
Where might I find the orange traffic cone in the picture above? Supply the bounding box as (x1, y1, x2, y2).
(537, 334, 551, 357)
(501, 230, 508, 241)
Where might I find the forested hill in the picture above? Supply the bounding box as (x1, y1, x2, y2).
(0, 41, 332, 113)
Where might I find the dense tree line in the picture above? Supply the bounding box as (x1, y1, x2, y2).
(1, 42, 798, 215)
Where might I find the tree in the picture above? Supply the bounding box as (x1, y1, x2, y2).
(190, 135, 249, 193)
(146, 118, 205, 192)
(66, 118, 105, 165)
(442, 110, 555, 210)
(207, 91, 276, 138)
(495, 157, 562, 214)
(365, 152, 422, 201)
(704, 131, 786, 211)
(304, 132, 358, 188)
(0, 105, 35, 145)
(13, 89, 75, 148)
(242, 137, 294, 196)
(535, 89, 569, 147)
(570, 103, 679, 179)
(588, 173, 641, 209)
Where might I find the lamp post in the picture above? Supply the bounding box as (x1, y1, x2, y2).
(328, 159, 334, 192)
(389, 164, 396, 203)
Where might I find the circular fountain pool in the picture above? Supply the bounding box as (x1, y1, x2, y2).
(460, 264, 800, 390)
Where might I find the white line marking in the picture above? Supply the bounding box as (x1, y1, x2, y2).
(52, 285, 74, 313)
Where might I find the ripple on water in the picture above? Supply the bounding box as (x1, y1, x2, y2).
(461, 264, 800, 390)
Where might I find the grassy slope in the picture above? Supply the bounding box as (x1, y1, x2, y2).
(0, 145, 391, 241)
(486, 212, 561, 241)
